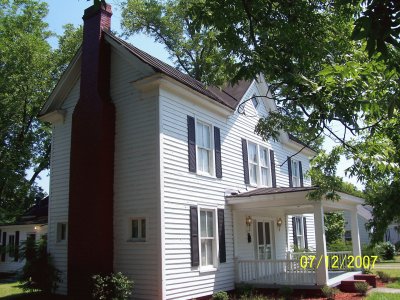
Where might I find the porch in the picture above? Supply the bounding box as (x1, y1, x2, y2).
(226, 187, 365, 287)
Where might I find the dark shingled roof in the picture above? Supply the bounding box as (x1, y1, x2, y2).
(104, 31, 252, 110)
(1, 197, 48, 226)
(227, 187, 317, 198)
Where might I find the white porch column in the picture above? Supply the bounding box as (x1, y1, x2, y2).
(350, 206, 362, 258)
(314, 201, 328, 285)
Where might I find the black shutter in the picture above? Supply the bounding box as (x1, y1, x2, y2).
(214, 127, 222, 178)
(1, 232, 6, 262)
(218, 209, 226, 263)
(190, 206, 199, 267)
(299, 161, 304, 187)
(242, 139, 250, 184)
(270, 150, 276, 188)
(288, 157, 293, 187)
(14, 231, 19, 261)
(187, 116, 196, 173)
(292, 217, 298, 248)
(303, 217, 308, 250)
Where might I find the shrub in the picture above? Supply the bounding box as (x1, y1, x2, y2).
(92, 272, 134, 300)
(377, 271, 391, 283)
(19, 236, 61, 294)
(321, 285, 339, 300)
(213, 291, 229, 300)
(327, 240, 352, 252)
(394, 241, 400, 252)
(239, 294, 271, 300)
(354, 281, 369, 296)
(278, 286, 293, 300)
(235, 283, 254, 297)
(374, 242, 396, 260)
(361, 244, 375, 257)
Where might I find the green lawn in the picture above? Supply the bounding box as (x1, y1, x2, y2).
(0, 282, 68, 299)
(367, 293, 400, 300)
(373, 268, 400, 289)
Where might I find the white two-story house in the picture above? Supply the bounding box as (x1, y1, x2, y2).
(38, 3, 365, 300)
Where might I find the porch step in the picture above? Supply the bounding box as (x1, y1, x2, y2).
(340, 279, 368, 293)
(354, 274, 377, 288)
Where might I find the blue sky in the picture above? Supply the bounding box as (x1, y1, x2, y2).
(34, 0, 363, 193)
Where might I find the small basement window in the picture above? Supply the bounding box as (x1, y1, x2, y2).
(131, 218, 146, 242)
(57, 223, 67, 242)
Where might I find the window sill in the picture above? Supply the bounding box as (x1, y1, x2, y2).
(127, 238, 146, 243)
(196, 172, 218, 180)
(199, 266, 218, 273)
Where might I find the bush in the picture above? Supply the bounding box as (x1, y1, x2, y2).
(354, 281, 369, 295)
(239, 294, 271, 300)
(92, 272, 134, 300)
(377, 271, 391, 283)
(361, 244, 375, 257)
(19, 236, 61, 294)
(394, 241, 400, 252)
(278, 286, 293, 300)
(374, 242, 396, 260)
(213, 291, 229, 300)
(321, 285, 339, 300)
(327, 240, 352, 252)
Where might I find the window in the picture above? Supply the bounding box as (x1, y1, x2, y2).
(295, 216, 305, 249)
(344, 230, 352, 241)
(251, 95, 259, 109)
(8, 235, 15, 257)
(200, 209, 216, 268)
(131, 218, 146, 241)
(248, 142, 271, 187)
(57, 223, 67, 242)
(196, 121, 213, 175)
(291, 160, 301, 187)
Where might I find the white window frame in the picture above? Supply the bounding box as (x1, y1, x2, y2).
(56, 222, 68, 243)
(130, 217, 147, 242)
(291, 160, 301, 187)
(294, 216, 305, 249)
(195, 119, 215, 177)
(198, 207, 219, 271)
(247, 141, 272, 187)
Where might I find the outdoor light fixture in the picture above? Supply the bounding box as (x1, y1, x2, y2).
(246, 216, 252, 243)
(277, 217, 283, 231)
(34, 226, 38, 230)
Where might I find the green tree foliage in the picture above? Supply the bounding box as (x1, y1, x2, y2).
(120, 0, 237, 85)
(324, 212, 345, 245)
(189, 0, 399, 243)
(0, 0, 82, 223)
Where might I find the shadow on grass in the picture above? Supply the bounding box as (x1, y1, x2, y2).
(1, 292, 70, 300)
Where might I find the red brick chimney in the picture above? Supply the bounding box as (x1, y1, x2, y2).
(68, 2, 115, 298)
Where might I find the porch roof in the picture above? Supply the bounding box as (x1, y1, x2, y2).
(226, 187, 364, 212)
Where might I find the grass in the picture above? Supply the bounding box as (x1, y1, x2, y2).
(0, 282, 69, 299)
(367, 293, 400, 300)
(373, 268, 400, 289)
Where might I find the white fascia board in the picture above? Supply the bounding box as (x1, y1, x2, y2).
(39, 48, 82, 120)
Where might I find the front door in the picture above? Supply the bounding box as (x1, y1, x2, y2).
(257, 221, 273, 260)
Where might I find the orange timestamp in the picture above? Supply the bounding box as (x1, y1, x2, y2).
(300, 255, 378, 269)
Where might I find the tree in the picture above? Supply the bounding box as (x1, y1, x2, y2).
(0, 0, 82, 223)
(120, 0, 237, 85)
(324, 212, 345, 245)
(188, 0, 399, 243)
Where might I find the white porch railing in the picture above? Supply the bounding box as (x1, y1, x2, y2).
(288, 251, 352, 270)
(236, 259, 316, 285)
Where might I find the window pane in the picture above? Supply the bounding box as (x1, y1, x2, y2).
(141, 219, 146, 238)
(201, 240, 206, 265)
(248, 143, 257, 163)
(203, 124, 210, 148)
(206, 240, 213, 265)
(207, 211, 214, 237)
(200, 211, 206, 237)
(196, 123, 203, 147)
(292, 161, 298, 176)
(250, 164, 257, 185)
(132, 220, 139, 238)
(265, 223, 271, 244)
(261, 167, 269, 186)
(260, 148, 268, 167)
(258, 222, 264, 245)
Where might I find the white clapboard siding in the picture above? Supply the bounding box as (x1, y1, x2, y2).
(110, 49, 162, 300)
(160, 79, 313, 299)
(47, 79, 80, 294)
